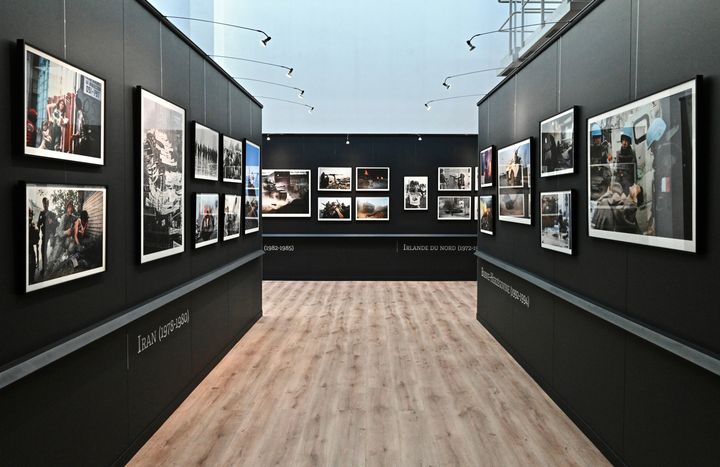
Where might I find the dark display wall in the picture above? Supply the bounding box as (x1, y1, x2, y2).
(262, 134, 478, 280)
(0, 0, 263, 464)
(476, 0, 720, 465)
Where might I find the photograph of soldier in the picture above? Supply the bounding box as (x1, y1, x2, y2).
(356, 197, 390, 220)
(318, 167, 352, 191)
(223, 194, 242, 240)
(540, 108, 574, 176)
(479, 196, 494, 235)
(262, 169, 311, 217)
(195, 193, 219, 248)
(404, 176, 428, 210)
(480, 146, 494, 187)
(193, 123, 219, 181)
(223, 136, 243, 183)
(26, 184, 106, 292)
(438, 167, 472, 191)
(318, 197, 352, 221)
(356, 167, 390, 191)
(540, 191, 572, 254)
(244, 140, 261, 234)
(437, 196, 472, 220)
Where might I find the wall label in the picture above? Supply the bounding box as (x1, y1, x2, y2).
(264, 244, 295, 253)
(399, 242, 476, 253)
(136, 309, 190, 355)
(481, 267, 530, 308)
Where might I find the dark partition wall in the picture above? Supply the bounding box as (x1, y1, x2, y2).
(476, 0, 720, 465)
(0, 0, 263, 464)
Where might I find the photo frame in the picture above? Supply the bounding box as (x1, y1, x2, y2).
(479, 195, 495, 235)
(356, 196, 390, 221)
(223, 194, 242, 240)
(318, 197, 352, 221)
(498, 138, 532, 225)
(222, 135, 243, 183)
(437, 196, 472, 221)
(243, 139, 260, 234)
(404, 176, 428, 210)
(438, 167, 472, 191)
(356, 167, 390, 191)
(540, 107, 576, 177)
(193, 122, 219, 181)
(261, 169, 312, 217)
(194, 193, 219, 248)
(540, 191, 572, 254)
(480, 146, 494, 188)
(318, 167, 352, 191)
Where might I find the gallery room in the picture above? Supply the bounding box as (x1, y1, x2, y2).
(1, 0, 718, 465)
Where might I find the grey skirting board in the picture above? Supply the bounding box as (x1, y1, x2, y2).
(263, 233, 478, 238)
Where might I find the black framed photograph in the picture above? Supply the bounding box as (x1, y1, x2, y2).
(22, 41, 105, 165)
(540, 107, 575, 177)
(479, 195, 495, 235)
(356, 196, 389, 221)
(356, 167, 389, 191)
(437, 196, 472, 220)
(404, 176, 428, 210)
(139, 87, 185, 263)
(318, 197, 352, 221)
(194, 193, 219, 248)
(480, 146, 494, 188)
(541, 191, 572, 254)
(438, 167, 472, 191)
(261, 169, 311, 217)
(318, 167, 352, 191)
(193, 122, 219, 181)
(26, 183, 106, 293)
(498, 138, 532, 225)
(222, 135, 243, 183)
(587, 77, 698, 253)
(244, 139, 261, 234)
(223, 194, 242, 240)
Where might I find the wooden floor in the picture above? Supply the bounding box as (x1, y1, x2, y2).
(129, 281, 608, 467)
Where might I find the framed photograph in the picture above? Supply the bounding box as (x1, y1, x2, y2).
(318, 197, 352, 221)
(498, 138, 532, 224)
(540, 107, 575, 177)
(243, 139, 260, 234)
(587, 77, 698, 253)
(194, 193, 219, 248)
(438, 167, 472, 191)
(318, 167, 352, 191)
(222, 135, 243, 183)
(262, 169, 311, 217)
(139, 87, 185, 263)
(479, 195, 495, 235)
(26, 183, 106, 293)
(437, 196, 472, 221)
(356, 197, 390, 221)
(480, 146, 494, 187)
(474, 196, 479, 220)
(193, 122, 219, 181)
(356, 167, 389, 191)
(22, 41, 105, 165)
(404, 176, 428, 210)
(223, 194, 242, 240)
(541, 191, 572, 254)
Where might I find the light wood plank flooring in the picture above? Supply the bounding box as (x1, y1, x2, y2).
(129, 281, 608, 466)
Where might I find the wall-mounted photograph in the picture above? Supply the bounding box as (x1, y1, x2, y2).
(193, 122, 219, 181)
(194, 193, 219, 248)
(540, 107, 575, 177)
(438, 167, 472, 191)
(356, 167, 390, 191)
(262, 169, 311, 217)
(223, 194, 242, 240)
(479, 195, 494, 235)
(244, 140, 261, 234)
(222, 135, 243, 183)
(588, 77, 698, 252)
(480, 146, 494, 187)
(318, 197, 352, 221)
(437, 196, 472, 220)
(541, 191, 572, 254)
(499, 193, 526, 219)
(498, 138, 532, 225)
(356, 196, 390, 220)
(318, 167, 352, 191)
(22, 41, 105, 165)
(26, 183, 106, 293)
(404, 176, 428, 210)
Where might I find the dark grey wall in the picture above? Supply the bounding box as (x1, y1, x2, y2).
(477, 0, 720, 465)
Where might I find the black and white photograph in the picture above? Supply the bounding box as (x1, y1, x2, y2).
(480, 146, 494, 187)
(588, 78, 698, 252)
(195, 193, 219, 248)
(244, 140, 261, 234)
(437, 196, 472, 220)
(356, 167, 390, 191)
(356, 197, 390, 221)
(194, 122, 219, 181)
(262, 169, 311, 217)
(541, 191, 572, 254)
(540, 107, 575, 177)
(479, 195, 494, 235)
(23, 41, 105, 165)
(26, 183, 106, 293)
(404, 176, 428, 210)
(140, 87, 185, 263)
(318, 167, 352, 191)
(438, 167, 472, 191)
(318, 197, 352, 221)
(223, 135, 243, 183)
(498, 138, 532, 225)
(223, 194, 242, 240)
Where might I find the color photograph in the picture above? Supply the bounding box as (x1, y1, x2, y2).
(479, 195, 494, 235)
(437, 196, 472, 220)
(262, 169, 311, 217)
(541, 191, 572, 254)
(356, 196, 390, 220)
(195, 193, 219, 248)
(194, 122, 219, 181)
(404, 176, 428, 210)
(480, 146, 494, 187)
(498, 138, 532, 225)
(540, 108, 575, 177)
(356, 167, 390, 191)
(244, 140, 261, 234)
(318, 167, 352, 191)
(499, 193, 526, 218)
(223, 194, 242, 240)
(438, 167, 472, 191)
(318, 197, 352, 221)
(223, 135, 243, 183)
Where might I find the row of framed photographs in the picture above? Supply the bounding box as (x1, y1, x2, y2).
(315, 196, 489, 221)
(315, 166, 483, 192)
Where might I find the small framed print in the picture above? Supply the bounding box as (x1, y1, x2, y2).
(356, 167, 389, 191)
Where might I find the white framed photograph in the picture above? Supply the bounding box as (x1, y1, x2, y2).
(498, 138, 532, 225)
(437, 196, 472, 220)
(318, 167, 352, 191)
(243, 139, 261, 234)
(438, 167, 472, 191)
(193, 122, 219, 181)
(262, 169, 311, 217)
(540, 107, 575, 177)
(223, 194, 242, 240)
(479, 195, 495, 235)
(480, 146, 494, 188)
(194, 193, 219, 248)
(356, 196, 390, 221)
(356, 167, 390, 191)
(222, 135, 243, 183)
(541, 191, 572, 254)
(318, 197, 352, 221)
(404, 176, 428, 210)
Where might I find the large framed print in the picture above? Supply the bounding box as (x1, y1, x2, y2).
(139, 87, 185, 263)
(26, 183, 106, 293)
(587, 77, 698, 253)
(194, 193, 219, 248)
(244, 139, 261, 234)
(404, 176, 428, 210)
(222, 135, 243, 183)
(318, 197, 352, 221)
(262, 169, 311, 217)
(498, 138, 532, 224)
(356, 197, 389, 221)
(480, 146, 494, 187)
(541, 191, 572, 254)
(22, 41, 105, 165)
(193, 122, 219, 181)
(437, 196, 472, 220)
(479, 195, 495, 235)
(356, 167, 389, 191)
(318, 167, 352, 191)
(438, 167, 472, 191)
(540, 107, 575, 177)
(223, 194, 242, 240)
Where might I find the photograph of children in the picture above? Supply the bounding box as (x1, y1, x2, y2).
(223, 136, 243, 183)
(262, 169, 311, 217)
(140, 88, 185, 263)
(438, 167, 472, 191)
(318, 167, 352, 191)
(194, 193, 219, 248)
(587, 78, 697, 252)
(356, 197, 390, 221)
(318, 197, 352, 221)
(23, 42, 105, 165)
(540, 191, 572, 254)
(223, 194, 242, 240)
(244, 140, 261, 234)
(404, 176, 428, 210)
(479, 196, 495, 235)
(480, 146, 494, 187)
(356, 167, 390, 191)
(194, 123, 219, 181)
(498, 140, 530, 188)
(540, 108, 575, 177)
(26, 184, 106, 293)
(437, 196, 472, 220)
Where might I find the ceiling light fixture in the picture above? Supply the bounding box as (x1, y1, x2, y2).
(346, 135, 350, 145)
(466, 21, 571, 51)
(424, 94, 487, 110)
(255, 96, 315, 114)
(418, 135, 423, 141)
(210, 55, 294, 77)
(286, 68, 294, 79)
(233, 77, 305, 99)
(164, 16, 271, 47)
(266, 135, 271, 141)
(442, 67, 506, 90)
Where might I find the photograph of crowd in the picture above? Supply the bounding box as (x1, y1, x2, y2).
(540, 107, 575, 177)
(356, 197, 390, 220)
(438, 167, 472, 191)
(437, 196, 472, 220)
(140, 88, 185, 263)
(195, 193, 219, 248)
(479, 196, 494, 235)
(541, 191, 572, 254)
(194, 123, 219, 181)
(244, 140, 261, 234)
(498, 139, 532, 224)
(262, 169, 311, 217)
(223, 136, 243, 183)
(356, 167, 390, 191)
(26, 184, 106, 293)
(480, 146, 494, 187)
(404, 176, 428, 210)
(223, 194, 242, 240)
(318, 197, 352, 221)
(23, 42, 104, 165)
(318, 167, 352, 191)
(588, 78, 697, 252)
